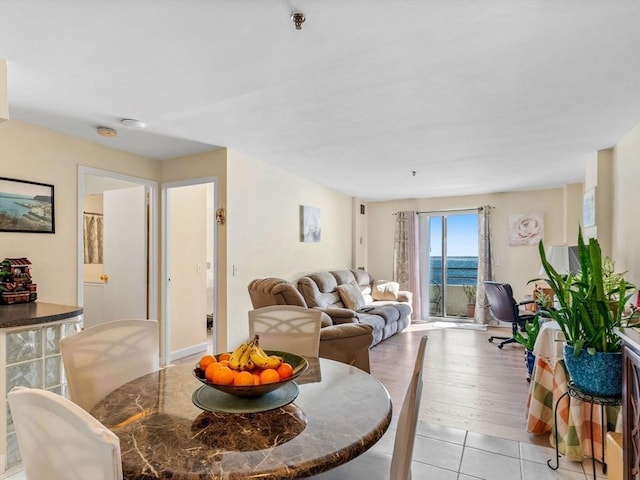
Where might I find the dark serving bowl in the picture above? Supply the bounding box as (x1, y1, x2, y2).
(193, 350, 309, 398)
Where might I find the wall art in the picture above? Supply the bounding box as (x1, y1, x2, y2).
(300, 205, 321, 242)
(0, 177, 55, 233)
(508, 212, 543, 246)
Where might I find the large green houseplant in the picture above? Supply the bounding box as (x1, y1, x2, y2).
(535, 228, 636, 396)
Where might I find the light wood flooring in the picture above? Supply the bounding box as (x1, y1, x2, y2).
(372, 321, 549, 447)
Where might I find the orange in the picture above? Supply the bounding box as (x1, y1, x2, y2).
(218, 360, 229, 368)
(252, 373, 261, 385)
(259, 368, 280, 385)
(217, 352, 231, 362)
(199, 355, 216, 371)
(211, 366, 235, 385)
(277, 362, 294, 380)
(204, 362, 222, 382)
(233, 371, 255, 386)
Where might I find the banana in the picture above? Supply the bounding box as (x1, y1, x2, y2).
(228, 342, 250, 370)
(250, 335, 283, 369)
(237, 340, 255, 371)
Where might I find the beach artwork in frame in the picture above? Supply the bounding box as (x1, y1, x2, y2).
(300, 205, 321, 242)
(0, 177, 55, 233)
(508, 212, 543, 246)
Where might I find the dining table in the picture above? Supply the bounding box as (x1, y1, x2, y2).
(525, 321, 621, 463)
(90, 357, 392, 480)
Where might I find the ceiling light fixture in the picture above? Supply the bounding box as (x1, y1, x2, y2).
(291, 12, 305, 30)
(120, 118, 146, 129)
(96, 126, 117, 137)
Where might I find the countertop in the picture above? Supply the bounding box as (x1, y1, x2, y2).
(0, 302, 83, 329)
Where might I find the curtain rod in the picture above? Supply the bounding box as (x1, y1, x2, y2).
(83, 211, 103, 216)
(393, 206, 494, 215)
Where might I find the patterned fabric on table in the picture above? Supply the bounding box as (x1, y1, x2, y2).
(526, 357, 621, 462)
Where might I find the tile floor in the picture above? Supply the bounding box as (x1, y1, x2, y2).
(0, 420, 608, 480)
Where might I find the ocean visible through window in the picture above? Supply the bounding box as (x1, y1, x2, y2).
(430, 256, 478, 285)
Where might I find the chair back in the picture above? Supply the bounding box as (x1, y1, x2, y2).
(60, 318, 159, 411)
(249, 305, 322, 357)
(390, 334, 428, 480)
(8, 386, 123, 480)
(483, 281, 519, 323)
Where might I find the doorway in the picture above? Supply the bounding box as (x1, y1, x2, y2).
(76, 166, 158, 329)
(162, 178, 217, 363)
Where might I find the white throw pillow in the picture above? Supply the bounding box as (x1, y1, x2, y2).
(372, 280, 400, 301)
(337, 281, 366, 310)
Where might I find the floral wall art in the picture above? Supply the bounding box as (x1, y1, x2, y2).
(300, 205, 321, 243)
(508, 213, 543, 246)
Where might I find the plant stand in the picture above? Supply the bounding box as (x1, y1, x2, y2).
(547, 380, 622, 480)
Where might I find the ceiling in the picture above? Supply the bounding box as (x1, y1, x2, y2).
(1, 1, 639, 202)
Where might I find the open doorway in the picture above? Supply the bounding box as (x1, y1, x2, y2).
(76, 166, 158, 330)
(162, 177, 217, 363)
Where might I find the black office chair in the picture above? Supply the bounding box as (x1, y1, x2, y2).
(484, 281, 535, 349)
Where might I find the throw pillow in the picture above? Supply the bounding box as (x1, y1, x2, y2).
(337, 281, 366, 311)
(372, 280, 400, 301)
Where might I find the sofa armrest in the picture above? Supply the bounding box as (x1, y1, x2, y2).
(398, 290, 413, 304)
(319, 323, 373, 372)
(322, 307, 358, 325)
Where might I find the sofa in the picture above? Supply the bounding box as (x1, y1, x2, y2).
(297, 269, 412, 346)
(247, 277, 374, 372)
(247, 269, 412, 371)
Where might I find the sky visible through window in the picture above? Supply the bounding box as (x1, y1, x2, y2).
(430, 213, 478, 257)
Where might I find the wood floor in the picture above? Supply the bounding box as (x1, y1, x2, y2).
(370, 321, 549, 447)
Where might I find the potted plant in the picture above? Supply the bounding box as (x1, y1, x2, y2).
(534, 228, 636, 396)
(514, 314, 542, 381)
(463, 284, 477, 318)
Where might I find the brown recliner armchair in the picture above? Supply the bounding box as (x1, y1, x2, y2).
(247, 278, 374, 372)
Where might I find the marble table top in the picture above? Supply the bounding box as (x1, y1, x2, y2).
(91, 358, 392, 480)
(0, 302, 83, 329)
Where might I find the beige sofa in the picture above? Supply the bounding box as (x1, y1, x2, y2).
(247, 278, 374, 372)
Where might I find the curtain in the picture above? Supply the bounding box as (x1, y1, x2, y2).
(393, 211, 422, 319)
(475, 206, 494, 324)
(83, 213, 104, 264)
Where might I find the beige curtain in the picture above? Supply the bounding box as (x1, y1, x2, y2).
(83, 213, 103, 264)
(394, 211, 422, 319)
(475, 206, 494, 324)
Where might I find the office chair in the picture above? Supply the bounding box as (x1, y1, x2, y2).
(484, 281, 535, 349)
(60, 319, 160, 411)
(248, 305, 322, 357)
(308, 335, 428, 480)
(8, 387, 123, 480)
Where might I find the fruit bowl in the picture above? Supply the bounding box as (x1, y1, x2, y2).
(193, 350, 309, 398)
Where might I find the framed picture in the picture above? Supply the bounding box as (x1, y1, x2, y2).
(0, 177, 55, 233)
(583, 187, 596, 227)
(300, 205, 321, 242)
(508, 213, 543, 246)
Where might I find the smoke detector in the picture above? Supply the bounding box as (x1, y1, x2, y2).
(120, 118, 146, 129)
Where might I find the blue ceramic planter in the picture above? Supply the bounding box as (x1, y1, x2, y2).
(563, 344, 622, 397)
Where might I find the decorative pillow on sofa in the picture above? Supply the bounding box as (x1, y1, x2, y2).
(372, 280, 400, 301)
(337, 281, 366, 311)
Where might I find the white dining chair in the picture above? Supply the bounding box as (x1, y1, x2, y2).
(8, 386, 123, 480)
(60, 318, 159, 411)
(308, 334, 428, 480)
(248, 305, 322, 357)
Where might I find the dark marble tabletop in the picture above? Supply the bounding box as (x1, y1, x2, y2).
(91, 358, 392, 480)
(0, 302, 83, 328)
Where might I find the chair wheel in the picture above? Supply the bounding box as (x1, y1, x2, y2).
(498, 344, 504, 349)
(488, 338, 493, 343)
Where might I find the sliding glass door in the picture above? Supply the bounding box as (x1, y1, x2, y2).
(423, 212, 478, 319)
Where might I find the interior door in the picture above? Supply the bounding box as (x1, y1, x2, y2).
(102, 185, 147, 322)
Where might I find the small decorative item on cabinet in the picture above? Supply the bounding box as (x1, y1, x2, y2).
(0, 257, 37, 304)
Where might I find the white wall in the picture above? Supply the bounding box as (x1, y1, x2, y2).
(225, 151, 353, 349)
(612, 121, 640, 287)
(366, 186, 583, 305)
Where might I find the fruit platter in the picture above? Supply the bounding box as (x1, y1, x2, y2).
(193, 334, 308, 398)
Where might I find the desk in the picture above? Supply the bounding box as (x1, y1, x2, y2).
(91, 358, 392, 479)
(526, 321, 621, 462)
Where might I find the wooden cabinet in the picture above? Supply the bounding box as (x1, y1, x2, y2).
(617, 328, 640, 479)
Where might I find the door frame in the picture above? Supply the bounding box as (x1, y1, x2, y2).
(161, 176, 218, 364)
(76, 165, 158, 333)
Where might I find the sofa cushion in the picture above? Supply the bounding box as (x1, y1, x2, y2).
(332, 270, 357, 286)
(337, 281, 366, 310)
(369, 305, 400, 324)
(372, 280, 400, 301)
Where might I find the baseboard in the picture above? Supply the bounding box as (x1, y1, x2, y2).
(169, 342, 208, 362)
